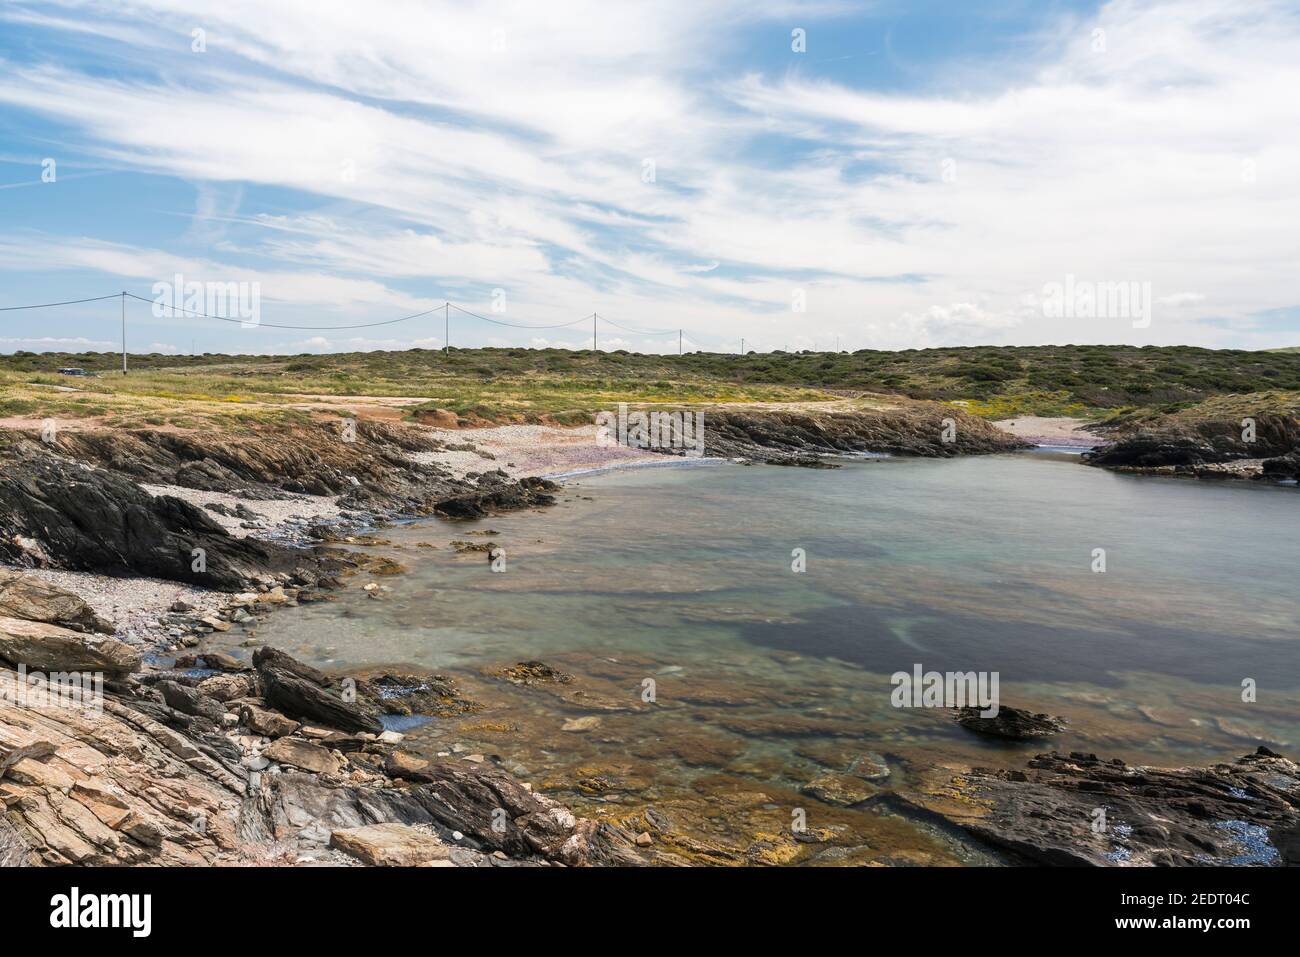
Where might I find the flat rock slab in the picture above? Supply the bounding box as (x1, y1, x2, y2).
(262, 737, 343, 775)
(0, 617, 140, 673)
(329, 823, 450, 866)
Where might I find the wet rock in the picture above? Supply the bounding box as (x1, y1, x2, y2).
(955, 706, 1066, 740)
(488, 660, 574, 686)
(800, 772, 880, 807)
(433, 476, 559, 519)
(894, 748, 1300, 866)
(0, 570, 114, 633)
(330, 823, 450, 866)
(0, 617, 141, 674)
(561, 715, 601, 732)
(356, 672, 479, 718)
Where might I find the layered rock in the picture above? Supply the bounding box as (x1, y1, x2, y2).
(894, 748, 1300, 866)
(702, 405, 1029, 464)
(1085, 412, 1300, 478)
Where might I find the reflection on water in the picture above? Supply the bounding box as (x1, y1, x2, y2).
(222, 453, 1300, 864)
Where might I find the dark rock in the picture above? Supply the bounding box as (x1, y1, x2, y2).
(260, 666, 382, 735)
(157, 680, 227, 723)
(895, 749, 1300, 866)
(955, 706, 1066, 740)
(252, 646, 328, 686)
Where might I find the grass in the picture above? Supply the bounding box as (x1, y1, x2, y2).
(3, 344, 1299, 430)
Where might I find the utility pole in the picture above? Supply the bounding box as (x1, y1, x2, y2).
(740, 338, 745, 355)
(444, 302, 449, 354)
(679, 329, 682, 355)
(121, 291, 127, 375)
(592, 313, 597, 352)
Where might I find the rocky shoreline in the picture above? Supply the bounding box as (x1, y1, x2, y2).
(1, 408, 1296, 866)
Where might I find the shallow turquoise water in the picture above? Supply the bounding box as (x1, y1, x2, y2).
(232, 452, 1299, 858)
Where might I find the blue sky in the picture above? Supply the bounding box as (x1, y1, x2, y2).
(0, 0, 1297, 355)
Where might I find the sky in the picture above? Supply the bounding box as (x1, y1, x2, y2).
(0, 0, 1297, 356)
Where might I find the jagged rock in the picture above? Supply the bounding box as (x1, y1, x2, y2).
(0, 570, 114, 633)
(413, 761, 594, 863)
(238, 703, 299, 738)
(489, 661, 574, 686)
(433, 476, 559, 518)
(0, 455, 330, 590)
(261, 737, 344, 774)
(260, 666, 383, 735)
(156, 680, 227, 722)
(894, 748, 1300, 866)
(197, 673, 255, 702)
(954, 706, 1066, 740)
(0, 617, 140, 673)
(702, 405, 1029, 464)
(253, 646, 328, 686)
(1086, 413, 1300, 473)
(1261, 451, 1300, 480)
(329, 823, 450, 866)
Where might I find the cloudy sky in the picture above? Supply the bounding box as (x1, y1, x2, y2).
(0, 0, 1297, 355)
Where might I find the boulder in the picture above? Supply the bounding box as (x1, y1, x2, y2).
(253, 646, 328, 686)
(0, 617, 140, 673)
(384, 749, 433, 781)
(262, 737, 345, 775)
(954, 706, 1066, 740)
(197, 673, 255, 702)
(0, 570, 113, 633)
(157, 681, 226, 722)
(329, 823, 449, 866)
(238, 703, 300, 738)
(260, 666, 382, 735)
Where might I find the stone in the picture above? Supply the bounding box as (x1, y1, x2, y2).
(238, 704, 300, 738)
(197, 673, 254, 702)
(561, 716, 601, 732)
(261, 737, 344, 775)
(0, 617, 141, 673)
(954, 706, 1066, 740)
(157, 681, 227, 722)
(329, 823, 449, 866)
(260, 665, 382, 735)
(800, 772, 880, 807)
(0, 570, 114, 633)
(199, 616, 231, 632)
(384, 750, 433, 781)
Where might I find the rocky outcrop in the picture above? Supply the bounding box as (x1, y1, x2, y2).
(702, 405, 1029, 464)
(259, 666, 383, 735)
(329, 822, 450, 866)
(894, 748, 1300, 866)
(0, 455, 334, 590)
(1085, 412, 1300, 478)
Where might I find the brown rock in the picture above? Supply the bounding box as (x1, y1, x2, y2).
(239, 704, 300, 738)
(384, 749, 433, 781)
(0, 617, 140, 673)
(262, 737, 343, 774)
(0, 570, 114, 633)
(329, 823, 450, 866)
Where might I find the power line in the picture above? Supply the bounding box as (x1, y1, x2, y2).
(596, 313, 679, 336)
(448, 302, 592, 330)
(0, 294, 123, 311)
(125, 293, 445, 330)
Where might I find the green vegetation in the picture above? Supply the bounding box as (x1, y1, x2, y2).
(2, 344, 1299, 427)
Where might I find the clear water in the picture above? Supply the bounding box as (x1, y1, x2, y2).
(218, 452, 1300, 863)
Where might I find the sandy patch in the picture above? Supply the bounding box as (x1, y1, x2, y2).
(413, 423, 672, 480)
(140, 484, 342, 538)
(993, 416, 1105, 448)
